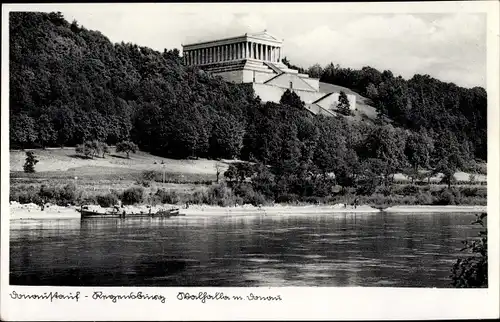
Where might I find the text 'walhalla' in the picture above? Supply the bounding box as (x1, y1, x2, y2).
(177, 292, 282, 303)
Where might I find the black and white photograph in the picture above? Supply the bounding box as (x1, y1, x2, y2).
(1, 1, 499, 321)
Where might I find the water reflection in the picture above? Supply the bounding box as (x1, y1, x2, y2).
(10, 212, 480, 287)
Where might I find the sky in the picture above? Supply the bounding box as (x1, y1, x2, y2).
(25, 3, 487, 88)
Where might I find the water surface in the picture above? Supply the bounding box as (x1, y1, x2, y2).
(10, 212, 481, 287)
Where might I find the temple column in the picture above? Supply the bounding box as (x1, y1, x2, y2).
(263, 44, 266, 61)
(259, 44, 262, 60)
(245, 42, 249, 58)
(239, 43, 243, 59)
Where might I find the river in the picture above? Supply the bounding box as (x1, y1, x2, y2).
(10, 212, 481, 287)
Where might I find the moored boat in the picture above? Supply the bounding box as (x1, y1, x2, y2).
(78, 206, 182, 219)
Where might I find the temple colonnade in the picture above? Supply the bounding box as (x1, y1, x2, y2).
(183, 42, 282, 65)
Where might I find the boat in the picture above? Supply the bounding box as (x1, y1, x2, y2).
(78, 206, 182, 219)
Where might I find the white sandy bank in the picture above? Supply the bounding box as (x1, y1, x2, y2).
(178, 204, 380, 216)
(9, 202, 486, 220)
(384, 205, 487, 213)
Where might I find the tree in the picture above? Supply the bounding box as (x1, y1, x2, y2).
(336, 91, 351, 116)
(116, 140, 138, 158)
(23, 151, 39, 173)
(365, 83, 379, 101)
(75, 141, 96, 159)
(10, 114, 37, 148)
(209, 114, 244, 159)
(404, 131, 432, 183)
(451, 213, 488, 288)
(215, 162, 223, 183)
(432, 131, 464, 187)
(97, 141, 110, 158)
(280, 89, 304, 110)
(307, 64, 323, 79)
(360, 125, 406, 185)
(37, 114, 57, 148)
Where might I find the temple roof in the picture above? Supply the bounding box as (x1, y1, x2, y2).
(183, 30, 283, 48)
(246, 30, 282, 42)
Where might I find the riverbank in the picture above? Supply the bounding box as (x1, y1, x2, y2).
(8, 201, 486, 220)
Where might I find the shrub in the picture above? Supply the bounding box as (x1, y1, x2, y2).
(356, 178, 379, 196)
(276, 193, 300, 204)
(58, 183, 78, 205)
(401, 185, 419, 196)
(10, 185, 41, 204)
(234, 183, 268, 206)
(155, 189, 181, 204)
(39, 184, 58, 202)
(416, 191, 433, 205)
(189, 190, 209, 205)
(451, 213, 488, 287)
(205, 183, 238, 207)
(96, 193, 119, 207)
(121, 186, 144, 205)
(142, 170, 159, 181)
(434, 187, 461, 205)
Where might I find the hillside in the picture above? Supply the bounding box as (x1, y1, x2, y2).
(9, 12, 487, 208)
(319, 82, 378, 122)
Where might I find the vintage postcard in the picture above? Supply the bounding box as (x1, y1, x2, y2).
(1, 1, 499, 321)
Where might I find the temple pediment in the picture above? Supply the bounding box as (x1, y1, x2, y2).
(247, 30, 282, 42)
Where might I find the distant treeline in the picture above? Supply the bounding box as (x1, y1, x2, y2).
(10, 12, 486, 191)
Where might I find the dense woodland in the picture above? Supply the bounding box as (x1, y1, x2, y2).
(10, 12, 487, 203)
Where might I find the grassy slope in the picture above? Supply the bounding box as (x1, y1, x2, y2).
(10, 148, 231, 177)
(11, 148, 486, 184)
(10, 148, 234, 198)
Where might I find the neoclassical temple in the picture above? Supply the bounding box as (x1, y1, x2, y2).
(182, 31, 356, 115)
